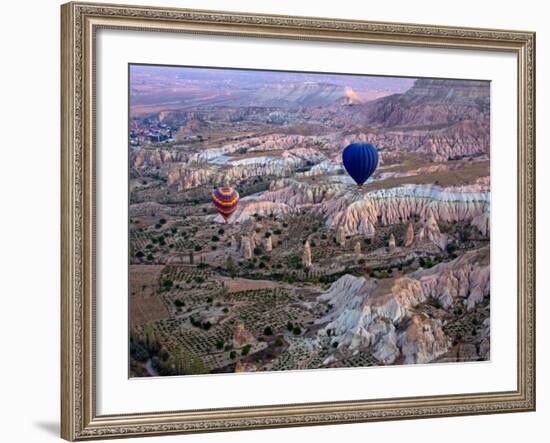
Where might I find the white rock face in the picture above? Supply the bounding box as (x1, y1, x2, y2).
(315, 246, 489, 365)
(325, 184, 490, 236)
(253, 179, 489, 238)
(264, 236, 273, 252)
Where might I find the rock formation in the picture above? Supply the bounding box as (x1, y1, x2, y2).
(315, 246, 489, 365)
(337, 226, 346, 246)
(264, 235, 273, 252)
(233, 321, 256, 349)
(234, 361, 258, 373)
(404, 222, 415, 247)
(417, 213, 446, 249)
(354, 241, 361, 254)
(240, 237, 252, 259)
(303, 240, 312, 268)
(388, 233, 396, 252)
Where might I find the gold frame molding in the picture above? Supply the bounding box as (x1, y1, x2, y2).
(61, 1, 536, 440)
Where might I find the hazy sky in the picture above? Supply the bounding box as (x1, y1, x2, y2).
(130, 64, 416, 94)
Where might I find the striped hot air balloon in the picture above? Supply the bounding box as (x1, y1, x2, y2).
(211, 186, 240, 222)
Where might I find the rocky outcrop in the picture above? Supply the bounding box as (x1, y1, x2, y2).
(234, 361, 258, 373)
(264, 236, 273, 252)
(240, 237, 252, 259)
(388, 233, 396, 251)
(359, 79, 490, 129)
(131, 148, 187, 169)
(233, 321, 256, 348)
(167, 166, 213, 191)
(417, 213, 446, 250)
(354, 241, 361, 254)
(337, 226, 346, 246)
(404, 222, 415, 247)
(324, 184, 489, 237)
(315, 246, 489, 365)
(232, 200, 292, 223)
(398, 314, 449, 364)
(303, 241, 312, 268)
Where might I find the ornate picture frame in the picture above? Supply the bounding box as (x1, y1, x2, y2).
(61, 1, 535, 440)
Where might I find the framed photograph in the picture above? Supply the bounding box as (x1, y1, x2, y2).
(61, 1, 536, 440)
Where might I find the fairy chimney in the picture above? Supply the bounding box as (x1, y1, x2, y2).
(303, 240, 312, 268)
(264, 235, 273, 252)
(404, 222, 415, 247)
(337, 226, 346, 246)
(388, 233, 396, 252)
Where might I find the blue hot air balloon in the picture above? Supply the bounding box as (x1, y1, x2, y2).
(342, 143, 379, 186)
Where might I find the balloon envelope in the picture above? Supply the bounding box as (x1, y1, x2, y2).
(342, 143, 379, 186)
(211, 186, 240, 221)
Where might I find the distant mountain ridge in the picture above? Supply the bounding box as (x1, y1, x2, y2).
(356, 78, 490, 128)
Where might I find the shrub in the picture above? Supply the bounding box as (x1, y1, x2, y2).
(263, 326, 273, 336)
(211, 235, 219, 242)
(229, 351, 236, 359)
(292, 326, 301, 335)
(135, 251, 144, 258)
(159, 218, 167, 225)
(194, 245, 202, 252)
(174, 299, 184, 308)
(241, 344, 252, 356)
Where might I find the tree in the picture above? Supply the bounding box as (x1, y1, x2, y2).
(226, 256, 237, 278)
(263, 326, 273, 336)
(292, 326, 302, 335)
(241, 344, 252, 356)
